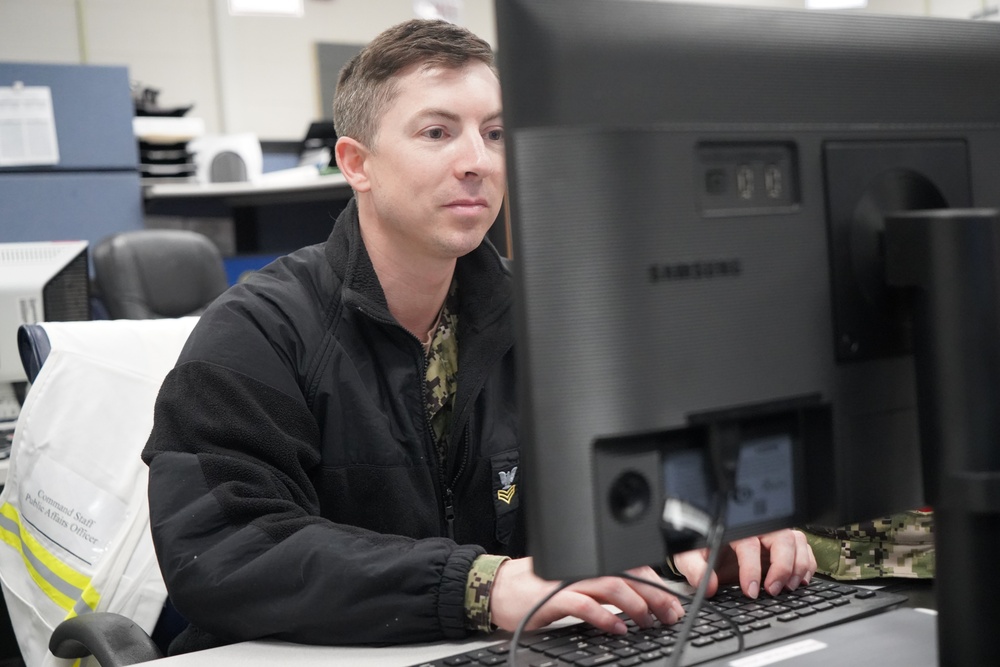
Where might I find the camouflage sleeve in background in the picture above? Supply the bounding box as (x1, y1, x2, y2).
(803, 510, 934, 580)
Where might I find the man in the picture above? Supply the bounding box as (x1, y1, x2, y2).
(142, 19, 815, 653)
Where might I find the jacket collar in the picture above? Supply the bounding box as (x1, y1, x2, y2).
(325, 197, 512, 330)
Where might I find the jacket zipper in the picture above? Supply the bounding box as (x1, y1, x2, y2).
(443, 429, 472, 541)
(359, 304, 461, 540)
(419, 350, 455, 539)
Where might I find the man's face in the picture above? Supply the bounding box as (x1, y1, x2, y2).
(358, 61, 505, 263)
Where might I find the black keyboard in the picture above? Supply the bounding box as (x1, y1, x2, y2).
(411, 579, 907, 667)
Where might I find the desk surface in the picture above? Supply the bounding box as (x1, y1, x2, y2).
(149, 593, 939, 667)
(148, 609, 939, 667)
(150, 634, 506, 667)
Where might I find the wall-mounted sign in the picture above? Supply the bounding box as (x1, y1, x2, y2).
(0, 84, 60, 167)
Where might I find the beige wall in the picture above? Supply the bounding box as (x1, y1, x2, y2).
(0, 0, 499, 138)
(0, 0, 993, 139)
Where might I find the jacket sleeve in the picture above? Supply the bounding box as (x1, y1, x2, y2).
(142, 353, 484, 647)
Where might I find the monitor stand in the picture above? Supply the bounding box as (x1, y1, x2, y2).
(885, 208, 1000, 667)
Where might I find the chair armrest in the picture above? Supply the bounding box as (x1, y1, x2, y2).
(17, 323, 51, 383)
(49, 613, 163, 666)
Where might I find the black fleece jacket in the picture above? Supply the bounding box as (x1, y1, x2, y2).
(142, 199, 523, 653)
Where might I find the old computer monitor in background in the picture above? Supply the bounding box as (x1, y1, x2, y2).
(0, 241, 91, 420)
(497, 0, 1000, 662)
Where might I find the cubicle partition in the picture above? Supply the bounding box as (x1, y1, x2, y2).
(0, 63, 145, 247)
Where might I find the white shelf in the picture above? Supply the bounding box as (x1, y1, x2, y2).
(144, 170, 349, 201)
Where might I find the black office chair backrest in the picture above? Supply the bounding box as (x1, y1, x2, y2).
(93, 229, 229, 320)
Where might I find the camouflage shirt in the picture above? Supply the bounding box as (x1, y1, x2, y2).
(425, 287, 459, 468)
(424, 284, 508, 633)
(803, 510, 934, 580)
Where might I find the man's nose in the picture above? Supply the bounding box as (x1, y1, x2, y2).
(454, 132, 494, 178)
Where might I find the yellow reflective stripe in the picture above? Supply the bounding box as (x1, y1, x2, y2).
(79, 583, 101, 614)
(0, 503, 95, 613)
(0, 503, 90, 589)
(0, 516, 75, 611)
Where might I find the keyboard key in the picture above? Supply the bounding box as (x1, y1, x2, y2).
(557, 651, 596, 663)
(631, 641, 659, 652)
(574, 653, 618, 666)
(585, 635, 613, 647)
(464, 650, 492, 661)
(546, 643, 592, 658)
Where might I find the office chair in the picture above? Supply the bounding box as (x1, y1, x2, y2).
(0, 319, 199, 666)
(92, 229, 229, 320)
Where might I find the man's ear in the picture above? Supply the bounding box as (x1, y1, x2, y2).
(335, 136, 372, 193)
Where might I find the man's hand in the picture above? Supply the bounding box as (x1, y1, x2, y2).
(672, 528, 816, 599)
(489, 557, 686, 635)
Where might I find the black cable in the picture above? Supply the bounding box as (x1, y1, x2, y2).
(664, 497, 734, 667)
(502, 548, 747, 666)
(504, 424, 748, 666)
(505, 576, 692, 667)
(506, 578, 576, 667)
(660, 422, 749, 666)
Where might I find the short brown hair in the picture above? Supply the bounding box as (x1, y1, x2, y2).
(333, 19, 496, 150)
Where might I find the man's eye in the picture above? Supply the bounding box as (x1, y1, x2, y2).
(425, 128, 445, 139)
(487, 129, 504, 141)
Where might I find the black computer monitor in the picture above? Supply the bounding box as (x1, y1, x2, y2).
(496, 0, 1000, 590)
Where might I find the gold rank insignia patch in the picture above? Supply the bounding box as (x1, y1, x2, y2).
(497, 466, 518, 504)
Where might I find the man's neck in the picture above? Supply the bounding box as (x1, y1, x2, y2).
(359, 222, 456, 340)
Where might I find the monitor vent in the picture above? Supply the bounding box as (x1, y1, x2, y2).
(0, 245, 70, 265)
(42, 252, 91, 322)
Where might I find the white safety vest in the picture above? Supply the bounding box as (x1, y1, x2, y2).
(0, 317, 197, 667)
